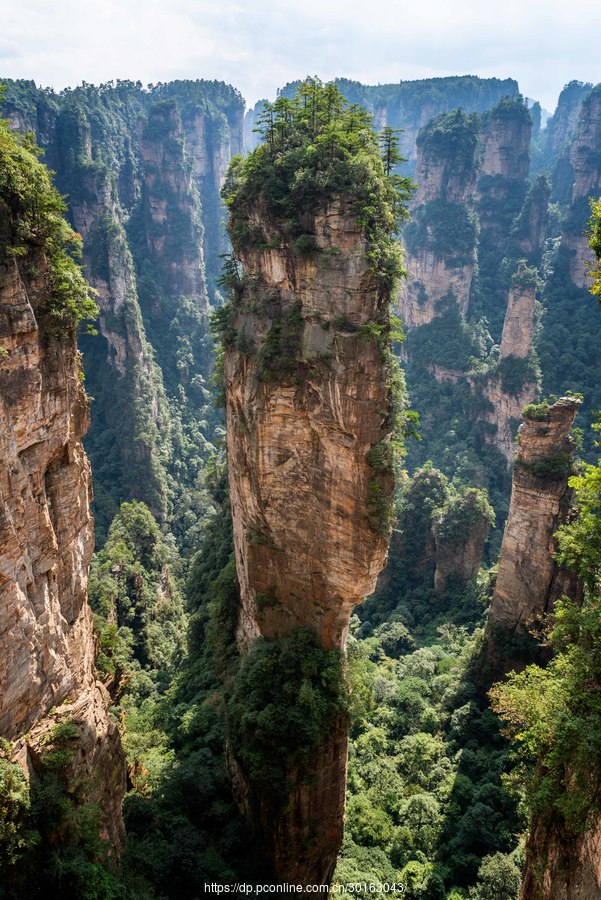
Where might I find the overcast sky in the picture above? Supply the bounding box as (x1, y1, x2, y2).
(2, 0, 600, 112)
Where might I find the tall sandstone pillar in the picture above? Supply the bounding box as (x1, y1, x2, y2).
(488, 397, 582, 634)
(223, 195, 396, 884)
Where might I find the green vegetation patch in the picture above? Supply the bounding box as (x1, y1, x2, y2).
(222, 77, 413, 292)
(226, 628, 349, 803)
(0, 111, 97, 335)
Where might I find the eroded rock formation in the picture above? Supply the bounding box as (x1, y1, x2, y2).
(477, 266, 539, 462)
(224, 195, 395, 883)
(520, 814, 601, 900)
(0, 258, 125, 851)
(400, 109, 479, 326)
(488, 397, 581, 632)
(562, 84, 601, 288)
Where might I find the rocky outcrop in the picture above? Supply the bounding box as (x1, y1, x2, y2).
(545, 81, 593, 157)
(499, 268, 538, 359)
(1, 79, 245, 533)
(400, 110, 480, 326)
(562, 84, 601, 288)
(475, 266, 539, 462)
(480, 103, 531, 181)
(476, 98, 532, 244)
(224, 195, 395, 883)
(520, 814, 601, 900)
(226, 197, 394, 653)
(140, 100, 208, 304)
(432, 490, 491, 594)
(487, 398, 582, 631)
(0, 255, 125, 850)
(510, 175, 550, 263)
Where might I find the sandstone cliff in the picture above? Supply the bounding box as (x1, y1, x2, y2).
(476, 98, 531, 246)
(562, 84, 601, 288)
(1, 79, 245, 536)
(400, 109, 479, 327)
(476, 266, 539, 462)
(520, 814, 601, 900)
(225, 196, 394, 652)
(487, 397, 581, 632)
(432, 488, 492, 594)
(223, 186, 397, 883)
(545, 81, 593, 159)
(0, 131, 125, 851)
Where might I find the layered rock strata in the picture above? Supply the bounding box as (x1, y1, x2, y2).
(224, 196, 395, 883)
(0, 258, 126, 850)
(562, 84, 601, 288)
(488, 397, 581, 631)
(478, 266, 539, 462)
(399, 109, 479, 327)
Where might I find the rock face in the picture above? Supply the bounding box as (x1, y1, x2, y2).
(510, 176, 550, 265)
(0, 258, 125, 850)
(433, 505, 489, 594)
(400, 109, 480, 326)
(499, 272, 538, 359)
(545, 81, 593, 158)
(224, 196, 395, 883)
(1, 79, 245, 534)
(488, 398, 581, 631)
(562, 85, 601, 288)
(520, 815, 601, 900)
(477, 266, 539, 462)
(480, 104, 531, 182)
(476, 99, 532, 245)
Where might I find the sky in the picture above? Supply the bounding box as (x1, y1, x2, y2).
(2, 0, 600, 112)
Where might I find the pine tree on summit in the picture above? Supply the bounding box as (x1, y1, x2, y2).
(379, 125, 404, 176)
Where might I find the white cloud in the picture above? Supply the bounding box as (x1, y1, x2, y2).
(1, 0, 600, 111)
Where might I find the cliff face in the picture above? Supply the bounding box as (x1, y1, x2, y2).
(562, 85, 601, 288)
(432, 501, 490, 594)
(1, 79, 245, 537)
(499, 275, 537, 359)
(477, 267, 539, 462)
(400, 109, 479, 326)
(0, 258, 125, 850)
(224, 196, 395, 883)
(545, 81, 593, 158)
(226, 197, 393, 651)
(520, 815, 601, 900)
(487, 398, 581, 632)
(476, 100, 531, 245)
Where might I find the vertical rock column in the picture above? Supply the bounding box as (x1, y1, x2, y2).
(399, 109, 480, 327)
(223, 196, 396, 883)
(488, 397, 581, 633)
(477, 265, 539, 462)
(562, 84, 601, 288)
